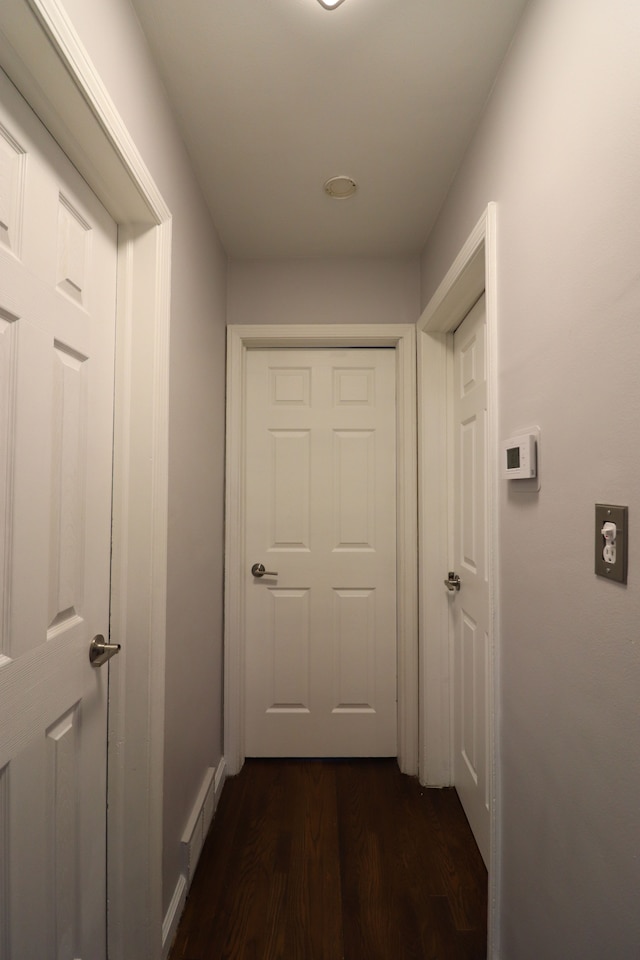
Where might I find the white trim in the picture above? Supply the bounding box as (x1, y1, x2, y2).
(181, 767, 215, 881)
(161, 873, 187, 960)
(214, 755, 227, 795)
(163, 756, 227, 957)
(0, 4, 171, 958)
(179, 759, 227, 882)
(224, 324, 419, 777)
(417, 203, 500, 958)
(109, 223, 171, 960)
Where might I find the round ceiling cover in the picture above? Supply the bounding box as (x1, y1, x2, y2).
(323, 175, 357, 199)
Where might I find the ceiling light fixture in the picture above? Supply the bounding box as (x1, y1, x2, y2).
(317, 0, 347, 9)
(324, 176, 357, 199)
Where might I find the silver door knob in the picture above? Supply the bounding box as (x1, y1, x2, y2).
(89, 634, 122, 667)
(444, 571, 461, 592)
(251, 562, 278, 578)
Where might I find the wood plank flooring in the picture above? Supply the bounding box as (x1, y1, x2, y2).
(168, 759, 487, 960)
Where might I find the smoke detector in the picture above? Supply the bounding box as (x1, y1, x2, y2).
(323, 176, 357, 199)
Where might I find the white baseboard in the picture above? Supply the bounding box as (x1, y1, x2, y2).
(161, 873, 186, 960)
(162, 756, 227, 958)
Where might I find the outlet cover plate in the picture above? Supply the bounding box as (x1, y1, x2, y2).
(595, 503, 628, 584)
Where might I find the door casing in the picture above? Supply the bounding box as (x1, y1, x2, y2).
(225, 324, 419, 777)
(417, 203, 499, 958)
(0, 2, 171, 957)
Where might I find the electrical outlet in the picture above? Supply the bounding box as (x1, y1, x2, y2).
(595, 504, 628, 584)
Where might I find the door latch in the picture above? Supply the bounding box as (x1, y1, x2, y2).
(444, 571, 461, 592)
(89, 634, 122, 667)
(251, 562, 278, 578)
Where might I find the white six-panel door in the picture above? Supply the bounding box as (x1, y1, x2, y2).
(0, 69, 117, 958)
(453, 295, 490, 866)
(244, 348, 397, 757)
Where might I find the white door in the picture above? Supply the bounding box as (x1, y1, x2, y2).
(244, 348, 397, 757)
(0, 70, 117, 957)
(452, 295, 490, 866)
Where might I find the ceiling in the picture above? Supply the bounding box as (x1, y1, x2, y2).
(129, 0, 528, 259)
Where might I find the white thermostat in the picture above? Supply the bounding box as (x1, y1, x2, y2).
(502, 432, 537, 480)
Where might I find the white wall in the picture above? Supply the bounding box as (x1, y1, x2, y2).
(228, 257, 420, 326)
(58, 0, 228, 921)
(420, 1, 640, 956)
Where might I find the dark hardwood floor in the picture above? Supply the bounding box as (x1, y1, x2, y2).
(168, 759, 487, 960)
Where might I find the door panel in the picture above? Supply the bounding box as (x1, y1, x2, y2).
(0, 69, 117, 958)
(453, 295, 490, 866)
(245, 348, 397, 757)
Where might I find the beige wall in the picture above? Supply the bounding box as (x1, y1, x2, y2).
(228, 257, 420, 326)
(59, 0, 228, 921)
(420, 0, 640, 956)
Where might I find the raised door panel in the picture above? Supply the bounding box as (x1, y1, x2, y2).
(269, 365, 311, 407)
(332, 430, 375, 552)
(268, 430, 311, 551)
(264, 589, 311, 713)
(48, 342, 88, 630)
(56, 194, 91, 306)
(0, 312, 18, 658)
(7, 318, 51, 661)
(331, 588, 375, 712)
(0, 120, 26, 258)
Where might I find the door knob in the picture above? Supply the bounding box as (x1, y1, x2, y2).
(89, 634, 122, 667)
(444, 571, 461, 592)
(251, 562, 278, 578)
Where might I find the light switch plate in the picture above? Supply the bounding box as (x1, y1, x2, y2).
(595, 503, 628, 584)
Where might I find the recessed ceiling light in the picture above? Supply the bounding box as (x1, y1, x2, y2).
(317, 0, 347, 9)
(324, 176, 357, 199)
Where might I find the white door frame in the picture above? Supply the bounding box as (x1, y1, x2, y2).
(225, 324, 419, 777)
(1, 3, 171, 958)
(417, 204, 500, 957)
